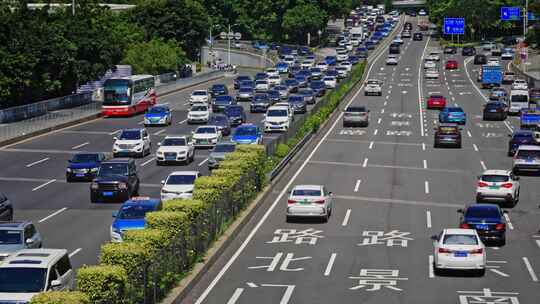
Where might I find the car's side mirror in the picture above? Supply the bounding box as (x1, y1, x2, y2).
(507, 134, 512, 138)
(112, 211, 118, 218)
(157, 142, 162, 146)
(25, 238, 34, 245)
(514, 176, 520, 181)
(503, 210, 509, 214)
(430, 235, 438, 241)
(113, 137, 118, 140)
(457, 208, 463, 213)
(50, 279, 62, 289)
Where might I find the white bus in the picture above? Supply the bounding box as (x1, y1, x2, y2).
(509, 89, 529, 114)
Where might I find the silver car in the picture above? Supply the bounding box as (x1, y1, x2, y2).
(0, 221, 43, 260)
(286, 185, 333, 222)
(343, 105, 369, 127)
(512, 145, 540, 175)
(207, 142, 237, 169)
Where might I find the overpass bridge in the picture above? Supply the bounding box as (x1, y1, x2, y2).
(26, 3, 135, 12)
(392, 0, 427, 8)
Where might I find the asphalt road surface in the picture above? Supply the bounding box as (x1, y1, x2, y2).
(182, 16, 540, 304)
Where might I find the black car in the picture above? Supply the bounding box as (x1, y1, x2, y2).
(250, 93, 271, 113)
(413, 33, 423, 41)
(483, 102, 507, 121)
(66, 152, 108, 182)
(208, 114, 231, 136)
(389, 43, 400, 54)
(90, 159, 140, 203)
(210, 84, 228, 97)
(0, 192, 13, 221)
(458, 204, 507, 246)
(234, 75, 251, 89)
(309, 80, 326, 97)
(404, 22, 413, 31)
(224, 105, 246, 126)
(474, 54, 487, 65)
(462, 46, 476, 56)
(443, 46, 457, 54)
(433, 124, 462, 148)
(212, 95, 236, 112)
(507, 130, 538, 156)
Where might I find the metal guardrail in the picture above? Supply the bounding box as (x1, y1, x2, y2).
(268, 130, 313, 181)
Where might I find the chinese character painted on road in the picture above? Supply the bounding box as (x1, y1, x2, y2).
(390, 121, 411, 127)
(389, 112, 413, 119)
(386, 130, 412, 136)
(226, 283, 296, 304)
(486, 260, 509, 277)
(349, 269, 408, 291)
(248, 252, 312, 272)
(358, 230, 413, 247)
(457, 288, 519, 304)
(267, 228, 324, 245)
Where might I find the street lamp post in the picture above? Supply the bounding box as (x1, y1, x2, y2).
(220, 24, 241, 67)
(72, 0, 75, 15)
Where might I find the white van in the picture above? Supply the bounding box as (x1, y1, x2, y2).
(0, 249, 75, 302)
(509, 89, 529, 114)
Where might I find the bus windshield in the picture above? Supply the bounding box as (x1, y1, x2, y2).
(511, 94, 528, 103)
(103, 79, 131, 106)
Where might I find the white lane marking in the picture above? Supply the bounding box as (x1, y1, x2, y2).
(480, 160, 487, 170)
(32, 179, 56, 191)
(428, 255, 434, 278)
(473, 144, 479, 152)
(108, 129, 121, 135)
(451, 96, 456, 101)
(489, 269, 510, 277)
(193, 19, 400, 303)
(467, 130, 472, 137)
(423, 159, 427, 169)
(504, 121, 514, 132)
(198, 157, 208, 166)
(26, 157, 50, 168)
(71, 142, 89, 150)
(373, 129, 378, 135)
(342, 209, 351, 227)
(380, 108, 385, 114)
(377, 118, 382, 124)
(38, 207, 67, 223)
(422, 142, 426, 151)
(426, 210, 432, 228)
(386, 95, 390, 99)
(141, 157, 156, 167)
(449, 91, 453, 96)
(324, 253, 337, 276)
(138, 120, 145, 125)
(154, 129, 166, 135)
(362, 158, 368, 168)
(523, 257, 539, 282)
(354, 180, 362, 192)
(383, 101, 388, 106)
(369, 141, 374, 149)
(417, 36, 431, 137)
(226, 288, 244, 304)
(536, 240, 540, 249)
(246, 282, 257, 288)
(69, 248, 82, 258)
(178, 118, 188, 125)
(503, 213, 514, 230)
(424, 181, 430, 194)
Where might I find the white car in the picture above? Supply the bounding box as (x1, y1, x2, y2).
(187, 104, 210, 124)
(350, 38, 361, 46)
(476, 169, 520, 207)
(512, 79, 528, 90)
(274, 102, 295, 119)
(323, 76, 337, 89)
(255, 80, 270, 92)
(189, 90, 209, 105)
(432, 228, 486, 276)
(386, 54, 398, 65)
(156, 135, 195, 165)
(336, 51, 349, 62)
(364, 79, 382, 96)
(419, 9, 427, 16)
(501, 51, 514, 60)
(266, 68, 279, 77)
(344, 42, 353, 51)
(160, 171, 200, 201)
(283, 55, 295, 65)
(482, 42, 496, 51)
(336, 66, 349, 78)
(487, 58, 500, 66)
(424, 60, 437, 69)
(392, 36, 404, 45)
(286, 185, 333, 222)
(339, 61, 352, 72)
(425, 68, 440, 79)
(192, 125, 221, 148)
(264, 106, 290, 132)
(426, 50, 441, 61)
(316, 62, 329, 72)
(301, 60, 315, 69)
(113, 128, 151, 158)
(267, 75, 281, 86)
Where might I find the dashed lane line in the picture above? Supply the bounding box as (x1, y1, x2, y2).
(354, 179, 362, 192)
(32, 179, 56, 191)
(324, 253, 337, 276)
(69, 248, 82, 258)
(522, 257, 539, 282)
(71, 142, 89, 150)
(38, 207, 68, 223)
(342, 209, 351, 227)
(26, 157, 50, 168)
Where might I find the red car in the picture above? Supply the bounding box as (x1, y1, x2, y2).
(427, 95, 447, 109)
(445, 59, 458, 70)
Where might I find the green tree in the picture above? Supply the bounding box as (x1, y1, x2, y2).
(122, 39, 187, 75)
(282, 3, 328, 44)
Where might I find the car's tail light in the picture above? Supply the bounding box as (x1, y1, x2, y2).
(314, 200, 325, 204)
(438, 248, 452, 253)
(495, 223, 506, 230)
(477, 182, 488, 187)
(501, 183, 513, 189)
(469, 248, 483, 254)
(287, 199, 296, 204)
(460, 223, 471, 229)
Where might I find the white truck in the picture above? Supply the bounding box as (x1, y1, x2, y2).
(350, 26, 364, 45)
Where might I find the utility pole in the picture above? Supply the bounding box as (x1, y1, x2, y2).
(228, 24, 231, 66)
(72, 0, 75, 16)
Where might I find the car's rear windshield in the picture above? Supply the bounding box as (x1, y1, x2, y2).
(465, 207, 500, 218)
(72, 153, 99, 163)
(439, 126, 458, 133)
(225, 107, 243, 115)
(196, 127, 216, 134)
(148, 106, 168, 114)
(0, 230, 22, 245)
(118, 205, 155, 219)
(292, 189, 321, 196)
(99, 163, 128, 177)
(235, 127, 257, 136)
(514, 133, 532, 139)
(167, 175, 196, 185)
(517, 149, 540, 158)
(0, 268, 46, 292)
(346, 107, 366, 112)
(482, 175, 509, 182)
(267, 109, 288, 117)
(443, 234, 478, 245)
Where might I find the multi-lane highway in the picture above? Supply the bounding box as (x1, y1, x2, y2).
(182, 16, 540, 304)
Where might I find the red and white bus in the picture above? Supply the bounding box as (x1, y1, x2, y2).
(102, 75, 157, 117)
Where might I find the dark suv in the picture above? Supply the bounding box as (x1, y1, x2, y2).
(462, 46, 476, 56)
(474, 54, 487, 65)
(413, 33, 423, 41)
(434, 124, 462, 148)
(458, 204, 507, 246)
(0, 193, 13, 221)
(90, 159, 140, 203)
(210, 84, 229, 97)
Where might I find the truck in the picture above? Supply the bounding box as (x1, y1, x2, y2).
(520, 109, 540, 130)
(481, 64, 503, 89)
(350, 26, 364, 41)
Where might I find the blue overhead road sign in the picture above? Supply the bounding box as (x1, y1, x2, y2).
(443, 18, 465, 35)
(501, 7, 521, 21)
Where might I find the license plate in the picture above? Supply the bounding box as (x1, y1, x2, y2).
(103, 191, 114, 197)
(300, 200, 311, 205)
(488, 185, 500, 189)
(476, 224, 489, 230)
(166, 156, 176, 160)
(454, 251, 468, 257)
(75, 174, 85, 177)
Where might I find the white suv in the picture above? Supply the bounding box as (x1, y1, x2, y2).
(192, 125, 222, 148)
(264, 106, 291, 132)
(161, 171, 200, 201)
(156, 135, 195, 165)
(512, 79, 528, 90)
(512, 145, 540, 175)
(113, 128, 151, 158)
(189, 90, 209, 105)
(476, 169, 520, 207)
(0, 249, 75, 302)
(364, 79, 382, 96)
(187, 104, 210, 124)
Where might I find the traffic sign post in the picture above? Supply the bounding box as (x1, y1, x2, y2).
(443, 18, 465, 35)
(501, 7, 521, 21)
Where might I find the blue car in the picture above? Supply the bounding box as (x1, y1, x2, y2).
(324, 56, 337, 66)
(66, 152, 107, 182)
(325, 69, 339, 78)
(283, 79, 300, 93)
(208, 114, 231, 136)
(276, 62, 289, 74)
(458, 204, 507, 246)
(234, 75, 252, 89)
(213, 95, 236, 112)
(507, 130, 537, 156)
(349, 55, 360, 65)
(439, 107, 466, 125)
(144, 105, 172, 126)
(255, 72, 268, 80)
(232, 124, 262, 145)
(224, 105, 246, 126)
(267, 89, 281, 103)
(294, 75, 308, 88)
(110, 197, 162, 242)
(310, 80, 326, 97)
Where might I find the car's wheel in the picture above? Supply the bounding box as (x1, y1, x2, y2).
(190, 152, 195, 162)
(457, 142, 462, 149)
(498, 237, 506, 247)
(433, 265, 443, 276)
(512, 168, 520, 175)
(286, 216, 292, 223)
(322, 214, 329, 223)
(364, 92, 368, 96)
(90, 194, 98, 203)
